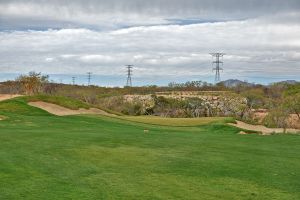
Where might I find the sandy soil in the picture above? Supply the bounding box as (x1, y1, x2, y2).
(0, 94, 22, 101)
(229, 120, 300, 135)
(28, 101, 115, 116)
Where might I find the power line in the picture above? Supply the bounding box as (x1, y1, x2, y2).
(210, 53, 225, 83)
(125, 65, 133, 87)
(72, 76, 76, 85)
(87, 72, 92, 86)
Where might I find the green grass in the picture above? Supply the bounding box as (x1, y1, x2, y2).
(21, 94, 91, 110)
(119, 115, 235, 126)
(0, 100, 299, 199)
(20, 94, 122, 115)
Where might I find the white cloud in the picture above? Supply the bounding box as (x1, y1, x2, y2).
(45, 57, 54, 62)
(0, 14, 300, 84)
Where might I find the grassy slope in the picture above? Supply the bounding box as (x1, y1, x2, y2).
(22, 95, 91, 110)
(21, 95, 122, 115)
(0, 100, 299, 200)
(120, 116, 234, 127)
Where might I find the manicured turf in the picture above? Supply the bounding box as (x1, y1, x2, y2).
(0, 99, 299, 199)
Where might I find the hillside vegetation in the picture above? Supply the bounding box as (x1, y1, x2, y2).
(0, 72, 299, 129)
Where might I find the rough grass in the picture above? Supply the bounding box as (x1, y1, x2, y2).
(21, 94, 90, 110)
(0, 98, 50, 116)
(120, 115, 235, 127)
(0, 100, 299, 200)
(21, 95, 121, 115)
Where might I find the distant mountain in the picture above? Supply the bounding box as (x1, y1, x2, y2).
(219, 79, 254, 88)
(273, 80, 298, 85)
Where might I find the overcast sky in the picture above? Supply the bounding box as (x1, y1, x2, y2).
(0, 0, 300, 86)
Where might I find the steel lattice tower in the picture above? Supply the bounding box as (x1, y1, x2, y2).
(210, 53, 225, 83)
(87, 72, 92, 86)
(125, 65, 133, 87)
(72, 76, 76, 85)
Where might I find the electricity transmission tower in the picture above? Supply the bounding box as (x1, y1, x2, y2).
(210, 53, 225, 83)
(72, 76, 76, 85)
(125, 65, 133, 87)
(87, 72, 92, 86)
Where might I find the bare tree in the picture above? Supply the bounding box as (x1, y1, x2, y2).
(16, 72, 49, 95)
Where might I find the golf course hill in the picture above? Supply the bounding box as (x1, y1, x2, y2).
(0, 94, 299, 199)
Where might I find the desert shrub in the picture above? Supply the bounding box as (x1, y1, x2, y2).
(97, 96, 125, 112)
(263, 107, 289, 130)
(82, 94, 98, 104)
(152, 96, 185, 117)
(43, 83, 58, 94)
(0, 81, 22, 94)
(283, 94, 300, 120)
(241, 88, 266, 109)
(121, 102, 143, 116)
(144, 107, 154, 115)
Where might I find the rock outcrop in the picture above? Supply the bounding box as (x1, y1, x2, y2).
(123, 91, 248, 117)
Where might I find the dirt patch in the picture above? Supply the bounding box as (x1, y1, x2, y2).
(0, 115, 7, 121)
(28, 101, 115, 116)
(0, 94, 22, 101)
(288, 114, 300, 129)
(229, 120, 300, 135)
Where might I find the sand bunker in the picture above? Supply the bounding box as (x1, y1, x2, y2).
(0, 115, 7, 121)
(229, 120, 300, 135)
(0, 94, 22, 101)
(28, 101, 115, 116)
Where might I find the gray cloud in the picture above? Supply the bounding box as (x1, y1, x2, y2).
(0, 19, 299, 82)
(1, 0, 300, 29)
(0, 0, 299, 85)
(2, 0, 299, 13)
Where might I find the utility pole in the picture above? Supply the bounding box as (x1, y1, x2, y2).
(87, 72, 92, 86)
(125, 65, 133, 87)
(72, 76, 76, 85)
(210, 53, 225, 83)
